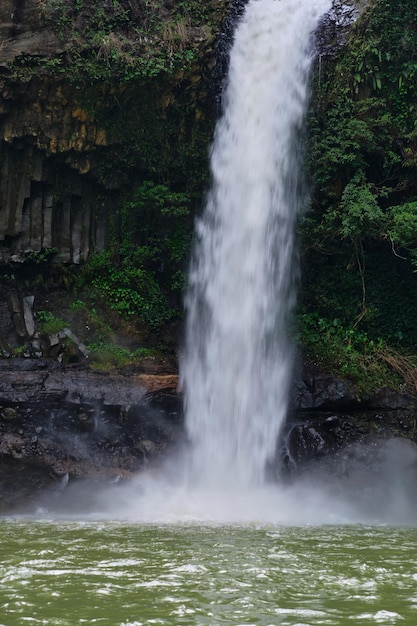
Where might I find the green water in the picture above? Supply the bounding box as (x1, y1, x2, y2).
(1, 520, 416, 625)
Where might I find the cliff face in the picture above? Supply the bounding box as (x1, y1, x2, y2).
(0, 0, 229, 264)
(0, 0, 62, 60)
(1, 0, 101, 263)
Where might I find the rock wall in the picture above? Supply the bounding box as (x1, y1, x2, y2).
(284, 364, 417, 477)
(0, 137, 110, 264)
(0, 358, 182, 512)
(0, 0, 107, 262)
(0, 0, 227, 264)
(0, 0, 62, 60)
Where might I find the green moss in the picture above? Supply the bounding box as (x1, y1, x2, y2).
(36, 310, 68, 334)
(87, 342, 158, 371)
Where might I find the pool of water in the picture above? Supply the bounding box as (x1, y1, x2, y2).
(1, 519, 416, 626)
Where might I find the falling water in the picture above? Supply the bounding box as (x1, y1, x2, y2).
(181, 0, 332, 488)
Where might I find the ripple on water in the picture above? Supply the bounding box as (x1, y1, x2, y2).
(1, 522, 417, 626)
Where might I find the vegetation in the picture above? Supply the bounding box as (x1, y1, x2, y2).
(296, 313, 417, 395)
(299, 0, 417, 391)
(1, 1, 222, 370)
(9, 1, 219, 191)
(86, 342, 159, 371)
(9, 179, 193, 363)
(77, 181, 192, 329)
(24, 0, 223, 83)
(36, 310, 67, 334)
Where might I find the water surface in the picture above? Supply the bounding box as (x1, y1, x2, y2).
(1, 520, 416, 625)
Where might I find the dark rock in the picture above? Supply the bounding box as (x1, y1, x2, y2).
(285, 396, 417, 473)
(0, 455, 64, 514)
(1, 406, 17, 420)
(367, 388, 413, 411)
(0, 359, 184, 511)
(292, 364, 357, 410)
(0, 359, 149, 405)
(58, 328, 89, 359)
(0, 0, 229, 266)
(290, 436, 417, 517)
(315, 0, 358, 57)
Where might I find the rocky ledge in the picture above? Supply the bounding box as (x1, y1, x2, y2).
(286, 364, 417, 469)
(1, 357, 416, 513)
(0, 359, 181, 512)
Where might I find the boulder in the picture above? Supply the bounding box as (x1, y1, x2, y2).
(292, 364, 358, 410)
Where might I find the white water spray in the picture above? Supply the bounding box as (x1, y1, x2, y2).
(181, 0, 332, 488)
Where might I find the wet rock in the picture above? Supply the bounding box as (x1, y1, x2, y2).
(6, 293, 37, 340)
(76, 407, 95, 432)
(315, 0, 358, 57)
(1, 406, 17, 420)
(136, 439, 158, 462)
(0, 359, 184, 512)
(22, 295, 35, 337)
(0, 359, 149, 405)
(0, 456, 64, 514)
(287, 415, 343, 464)
(285, 402, 417, 472)
(8, 294, 21, 315)
(290, 435, 417, 509)
(293, 365, 357, 410)
(58, 328, 89, 359)
(367, 388, 413, 411)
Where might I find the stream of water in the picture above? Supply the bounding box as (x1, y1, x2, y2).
(182, 0, 331, 488)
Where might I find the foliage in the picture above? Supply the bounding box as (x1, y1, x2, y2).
(10, 344, 30, 358)
(28, 0, 222, 84)
(5, 1, 216, 345)
(78, 248, 171, 327)
(386, 202, 417, 267)
(36, 310, 68, 334)
(26, 248, 59, 265)
(77, 181, 192, 330)
(9, 3, 217, 191)
(86, 342, 157, 371)
(339, 172, 384, 240)
(120, 181, 191, 263)
(301, 0, 417, 366)
(296, 312, 417, 395)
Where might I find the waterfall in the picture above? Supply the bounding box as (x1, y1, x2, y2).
(181, 0, 331, 489)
